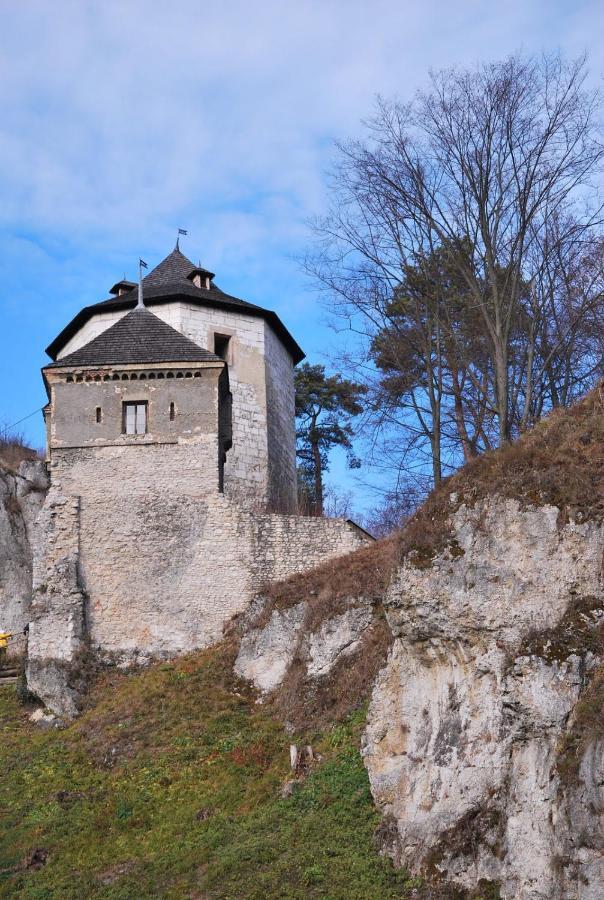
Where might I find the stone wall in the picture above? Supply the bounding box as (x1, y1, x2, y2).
(250, 514, 369, 585)
(27, 491, 86, 717)
(172, 301, 270, 505)
(55, 300, 298, 509)
(48, 363, 224, 453)
(27, 441, 370, 714)
(264, 322, 297, 513)
(0, 459, 47, 656)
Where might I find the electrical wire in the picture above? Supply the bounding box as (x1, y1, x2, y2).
(4, 407, 44, 431)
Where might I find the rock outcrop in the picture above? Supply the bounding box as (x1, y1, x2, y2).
(232, 539, 395, 729)
(235, 597, 375, 693)
(233, 386, 604, 897)
(364, 496, 604, 899)
(0, 459, 48, 655)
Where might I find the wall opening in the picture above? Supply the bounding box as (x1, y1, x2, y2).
(122, 401, 148, 435)
(214, 333, 231, 363)
(95, 407, 102, 424)
(169, 402, 175, 421)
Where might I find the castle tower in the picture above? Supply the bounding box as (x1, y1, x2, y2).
(44, 247, 304, 512)
(28, 247, 370, 716)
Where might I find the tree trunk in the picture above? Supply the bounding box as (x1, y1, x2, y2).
(494, 342, 510, 445)
(311, 438, 323, 516)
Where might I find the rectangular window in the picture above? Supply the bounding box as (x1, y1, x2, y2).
(95, 407, 102, 424)
(123, 401, 147, 435)
(213, 333, 231, 363)
(169, 401, 175, 421)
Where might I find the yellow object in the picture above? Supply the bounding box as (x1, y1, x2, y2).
(0, 632, 12, 649)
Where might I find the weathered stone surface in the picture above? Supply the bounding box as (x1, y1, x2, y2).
(307, 605, 373, 677)
(363, 496, 604, 899)
(55, 299, 299, 511)
(235, 602, 308, 692)
(27, 491, 87, 718)
(235, 600, 374, 691)
(26, 434, 369, 713)
(0, 460, 47, 655)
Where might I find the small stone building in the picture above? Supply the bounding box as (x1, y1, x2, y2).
(28, 248, 371, 715)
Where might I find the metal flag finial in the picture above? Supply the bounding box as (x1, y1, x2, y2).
(138, 258, 148, 308)
(176, 227, 188, 250)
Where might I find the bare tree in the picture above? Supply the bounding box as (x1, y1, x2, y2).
(307, 52, 604, 494)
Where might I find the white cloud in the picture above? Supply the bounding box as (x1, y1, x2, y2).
(1, 0, 601, 262)
(0, 0, 602, 463)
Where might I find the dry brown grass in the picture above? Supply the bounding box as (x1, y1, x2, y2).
(269, 611, 394, 733)
(0, 436, 40, 473)
(252, 386, 604, 735)
(261, 534, 400, 624)
(440, 385, 604, 521)
(265, 386, 604, 625)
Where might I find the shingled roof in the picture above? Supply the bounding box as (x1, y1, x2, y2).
(46, 248, 305, 364)
(46, 306, 222, 368)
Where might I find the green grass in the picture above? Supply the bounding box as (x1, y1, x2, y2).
(0, 645, 416, 899)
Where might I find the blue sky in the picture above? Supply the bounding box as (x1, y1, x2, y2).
(1, 0, 602, 512)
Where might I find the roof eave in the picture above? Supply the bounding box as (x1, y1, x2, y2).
(43, 359, 226, 373)
(45, 292, 306, 365)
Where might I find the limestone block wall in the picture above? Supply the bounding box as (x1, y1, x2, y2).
(28, 444, 371, 714)
(264, 322, 297, 513)
(54, 300, 298, 509)
(250, 514, 369, 585)
(166, 302, 270, 505)
(27, 490, 87, 718)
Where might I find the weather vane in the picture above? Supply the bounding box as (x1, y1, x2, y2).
(176, 227, 188, 250)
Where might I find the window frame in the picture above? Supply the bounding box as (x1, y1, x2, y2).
(122, 401, 148, 435)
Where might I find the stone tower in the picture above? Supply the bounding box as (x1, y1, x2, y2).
(27, 247, 371, 717)
(44, 247, 304, 512)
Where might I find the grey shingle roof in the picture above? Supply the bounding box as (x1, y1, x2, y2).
(46, 306, 222, 368)
(45, 248, 305, 364)
(141, 247, 206, 290)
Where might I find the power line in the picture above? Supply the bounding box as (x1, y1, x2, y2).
(4, 407, 44, 432)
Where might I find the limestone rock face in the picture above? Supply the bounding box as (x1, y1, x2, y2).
(235, 603, 309, 692)
(235, 599, 374, 692)
(0, 460, 48, 655)
(364, 497, 604, 899)
(307, 606, 373, 677)
(27, 490, 87, 718)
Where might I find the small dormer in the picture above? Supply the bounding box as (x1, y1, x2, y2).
(109, 280, 137, 296)
(187, 266, 215, 291)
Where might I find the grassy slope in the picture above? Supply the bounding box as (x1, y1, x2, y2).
(0, 645, 416, 900)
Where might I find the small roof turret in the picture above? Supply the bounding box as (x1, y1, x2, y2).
(109, 279, 137, 296)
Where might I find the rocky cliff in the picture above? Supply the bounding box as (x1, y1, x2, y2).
(234, 391, 604, 898)
(0, 458, 48, 655)
(364, 496, 604, 899)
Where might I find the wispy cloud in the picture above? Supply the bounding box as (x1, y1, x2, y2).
(1, 0, 602, 500)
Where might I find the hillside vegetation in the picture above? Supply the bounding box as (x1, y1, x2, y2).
(261, 385, 604, 621)
(0, 432, 40, 474)
(0, 644, 419, 900)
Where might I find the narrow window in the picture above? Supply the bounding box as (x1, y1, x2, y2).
(169, 402, 175, 421)
(213, 333, 231, 363)
(123, 401, 147, 435)
(95, 407, 102, 424)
